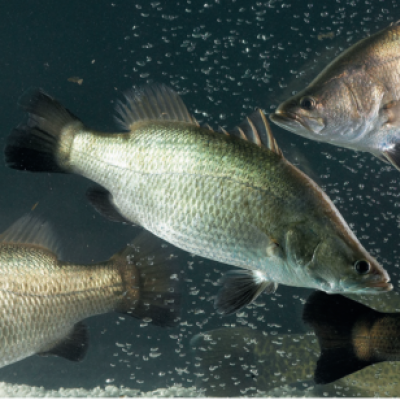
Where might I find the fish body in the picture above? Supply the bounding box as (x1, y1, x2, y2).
(192, 324, 400, 397)
(5, 85, 392, 314)
(270, 21, 400, 171)
(0, 216, 181, 368)
(303, 290, 400, 384)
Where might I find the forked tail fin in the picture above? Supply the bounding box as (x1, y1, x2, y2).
(5, 89, 83, 173)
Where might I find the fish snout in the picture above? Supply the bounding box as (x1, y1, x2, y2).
(341, 268, 393, 293)
(363, 268, 393, 292)
(269, 111, 325, 136)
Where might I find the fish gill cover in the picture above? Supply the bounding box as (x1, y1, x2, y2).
(0, 0, 400, 397)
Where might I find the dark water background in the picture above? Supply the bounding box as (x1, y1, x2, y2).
(0, 0, 399, 393)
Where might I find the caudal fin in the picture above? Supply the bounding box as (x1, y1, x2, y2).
(113, 230, 182, 327)
(302, 291, 378, 384)
(5, 89, 83, 173)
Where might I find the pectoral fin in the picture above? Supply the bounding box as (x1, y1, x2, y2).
(379, 101, 400, 171)
(381, 144, 400, 172)
(214, 270, 278, 315)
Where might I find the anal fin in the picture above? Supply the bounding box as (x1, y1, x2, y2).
(38, 322, 89, 362)
(86, 186, 133, 224)
(379, 100, 400, 171)
(214, 270, 278, 315)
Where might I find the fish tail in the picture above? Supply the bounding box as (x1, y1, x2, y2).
(5, 89, 84, 173)
(112, 230, 182, 327)
(302, 291, 377, 384)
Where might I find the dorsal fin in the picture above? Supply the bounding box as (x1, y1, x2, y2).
(115, 84, 199, 131)
(230, 109, 283, 157)
(0, 215, 61, 256)
(218, 126, 230, 136)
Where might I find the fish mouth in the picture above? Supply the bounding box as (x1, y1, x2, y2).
(363, 280, 393, 291)
(269, 111, 325, 135)
(340, 277, 393, 293)
(270, 111, 308, 131)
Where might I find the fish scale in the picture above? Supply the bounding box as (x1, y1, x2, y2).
(5, 84, 392, 315)
(70, 123, 294, 257)
(0, 216, 182, 369)
(270, 21, 400, 171)
(0, 244, 119, 368)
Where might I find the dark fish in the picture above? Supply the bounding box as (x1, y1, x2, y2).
(303, 290, 400, 384)
(191, 324, 400, 396)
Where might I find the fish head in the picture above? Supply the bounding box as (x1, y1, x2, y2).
(284, 225, 391, 293)
(270, 77, 360, 143)
(306, 234, 392, 294)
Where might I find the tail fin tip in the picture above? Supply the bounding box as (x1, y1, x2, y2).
(5, 89, 81, 174)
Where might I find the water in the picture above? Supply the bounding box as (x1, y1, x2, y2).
(1, 0, 400, 397)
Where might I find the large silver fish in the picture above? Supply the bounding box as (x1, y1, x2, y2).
(0, 215, 181, 369)
(270, 21, 400, 171)
(5, 84, 392, 314)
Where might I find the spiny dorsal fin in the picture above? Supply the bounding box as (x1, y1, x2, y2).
(0, 215, 61, 256)
(202, 123, 213, 131)
(230, 109, 283, 157)
(218, 126, 230, 136)
(115, 84, 199, 131)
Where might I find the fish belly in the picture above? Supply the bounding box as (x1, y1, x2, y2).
(0, 249, 119, 368)
(70, 129, 294, 276)
(0, 291, 79, 367)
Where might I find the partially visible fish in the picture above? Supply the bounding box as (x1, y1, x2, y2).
(4, 84, 392, 315)
(345, 290, 400, 313)
(193, 290, 400, 393)
(270, 21, 400, 171)
(0, 216, 181, 369)
(303, 290, 400, 384)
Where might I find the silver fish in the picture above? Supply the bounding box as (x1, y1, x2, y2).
(270, 21, 400, 171)
(0, 215, 181, 368)
(5, 84, 392, 315)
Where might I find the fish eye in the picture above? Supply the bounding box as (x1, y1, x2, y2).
(354, 260, 370, 274)
(300, 96, 316, 111)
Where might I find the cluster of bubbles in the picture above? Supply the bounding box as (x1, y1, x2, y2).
(4, 0, 400, 397)
(93, 0, 400, 396)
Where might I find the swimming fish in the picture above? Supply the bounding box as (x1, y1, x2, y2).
(191, 325, 400, 397)
(303, 290, 400, 385)
(5, 84, 392, 315)
(196, 289, 400, 394)
(270, 21, 400, 171)
(0, 215, 181, 369)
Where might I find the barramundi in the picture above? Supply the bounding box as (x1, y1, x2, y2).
(270, 21, 400, 171)
(0, 215, 181, 368)
(5, 84, 392, 314)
